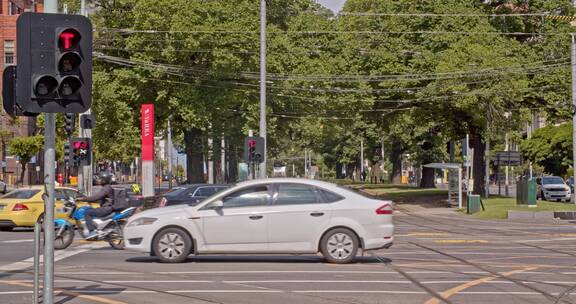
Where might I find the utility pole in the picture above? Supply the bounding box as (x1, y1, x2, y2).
(572, 34, 576, 203)
(259, 0, 267, 179)
(77, 0, 92, 194)
(360, 139, 364, 182)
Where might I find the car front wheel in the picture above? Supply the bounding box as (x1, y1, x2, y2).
(320, 228, 359, 264)
(152, 227, 192, 263)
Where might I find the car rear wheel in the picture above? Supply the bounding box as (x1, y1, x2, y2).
(320, 228, 359, 264)
(152, 227, 192, 263)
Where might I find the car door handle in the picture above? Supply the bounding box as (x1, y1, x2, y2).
(310, 212, 324, 217)
(249, 215, 263, 220)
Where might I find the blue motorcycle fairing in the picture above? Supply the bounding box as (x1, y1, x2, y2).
(73, 206, 93, 221)
(112, 207, 136, 220)
(55, 219, 71, 228)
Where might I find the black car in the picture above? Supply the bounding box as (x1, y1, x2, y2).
(158, 184, 229, 207)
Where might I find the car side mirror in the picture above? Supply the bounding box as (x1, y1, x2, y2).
(210, 200, 224, 209)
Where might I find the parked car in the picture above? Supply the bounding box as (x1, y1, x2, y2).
(158, 184, 229, 207)
(124, 178, 394, 263)
(0, 187, 99, 231)
(567, 177, 574, 192)
(0, 180, 6, 194)
(536, 176, 571, 202)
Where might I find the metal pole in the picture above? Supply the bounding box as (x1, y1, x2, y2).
(571, 34, 576, 203)
(258, 0, 267, 179)
(360, 139, 364, 182)
(458, 167, 463, 209)
(304, 149, 307, 178)
(465, 134, 471, 196)
(43, 114, 56, 304)
(80, 0, 86, 15)
(33, 220, 41, 304)
(167, 119, 173, 189)
(505, 133, 509, 196)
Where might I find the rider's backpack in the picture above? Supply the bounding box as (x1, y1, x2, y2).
(111, 187, 129, 211)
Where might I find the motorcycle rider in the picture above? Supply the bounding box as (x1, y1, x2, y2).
(78, 173, 115, 239)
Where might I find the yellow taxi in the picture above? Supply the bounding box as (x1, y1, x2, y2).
(0, 186, 97, 231)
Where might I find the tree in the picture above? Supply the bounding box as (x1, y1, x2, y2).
(9, 136, 43, 185)
(520, 123, 572, 176)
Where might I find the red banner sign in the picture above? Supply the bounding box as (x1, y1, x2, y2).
(141, 104, 154, 161)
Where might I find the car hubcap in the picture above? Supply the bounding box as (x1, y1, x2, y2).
(327, 233, 354, 260)
(158, 233, 185, 259)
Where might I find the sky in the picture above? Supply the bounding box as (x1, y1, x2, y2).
(316, 0, 346, 12)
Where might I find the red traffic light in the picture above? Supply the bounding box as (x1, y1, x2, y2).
(58, 28, 81, 50)
(248, 139, 256, 148)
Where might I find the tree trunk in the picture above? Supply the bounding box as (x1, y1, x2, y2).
(346, 163, 355, 180)
(420, 166, 436, 188)
(390, 147, 402, 184)
(471, 133, 486, 196)
(213, 137, 223, 184)
(20, 163, 26, 186)
(227, 139, 238, 182)
(184, 128, 205, 183)
(336, 163, 343, 179)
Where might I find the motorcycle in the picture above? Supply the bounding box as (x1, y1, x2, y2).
(54, 197, 136, 250)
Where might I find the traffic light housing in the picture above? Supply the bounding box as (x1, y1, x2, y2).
(70, 137, 91, 166)
(16, 12, 92, 113)
(64, 113, 75, 136)
(244, 136, 265, 164)
(80, 113, 95, 129)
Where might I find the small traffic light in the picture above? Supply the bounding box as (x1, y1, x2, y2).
(80, 114, 95, 129)
(64, 113, 75, 136)
(244, 136, 265, 164)
(16, 12, 92, 113)
(70, 137, 91, 167)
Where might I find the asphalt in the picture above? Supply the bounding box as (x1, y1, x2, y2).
(0, 205, 575, 304)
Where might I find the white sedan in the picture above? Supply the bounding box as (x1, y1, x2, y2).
(124, 178, 394, 264)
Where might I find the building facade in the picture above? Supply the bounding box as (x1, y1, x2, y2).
(0, 0, 42, 185)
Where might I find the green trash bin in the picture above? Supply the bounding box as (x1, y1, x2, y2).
(467, 194, 481, 214)
(516, 177, 537, 207)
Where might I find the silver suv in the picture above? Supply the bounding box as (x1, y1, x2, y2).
(536, 176, 571, 202)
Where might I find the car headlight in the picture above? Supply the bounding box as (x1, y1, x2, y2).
(127, 217, 157, 227)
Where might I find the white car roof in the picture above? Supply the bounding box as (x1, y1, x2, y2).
(235, 178, 338, 189)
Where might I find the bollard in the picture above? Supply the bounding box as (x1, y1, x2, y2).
(33, 219, 42, 304)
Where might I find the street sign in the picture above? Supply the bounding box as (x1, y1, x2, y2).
(494, 151, 522, 166)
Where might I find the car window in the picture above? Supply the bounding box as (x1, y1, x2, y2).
(318, 188, 344, 203)
(543, 177, 565, 185)
(275, 183, 319, 205)
(221, 185, 270, 208)
(54, 189, 68, 200)
(2, 189, 40, 199)
(165, 187, 188, 197)
(64, 189, 78, 199)
(195, 187, 218, 197)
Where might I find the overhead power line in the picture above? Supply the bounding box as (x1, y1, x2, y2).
(338, 12, 550, 17)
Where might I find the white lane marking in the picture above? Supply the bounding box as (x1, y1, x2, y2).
(56, 272, 143, 275)
(0, 291, 32, 295)
(0, 239, 34, 244)
(0, 243, 107, 272)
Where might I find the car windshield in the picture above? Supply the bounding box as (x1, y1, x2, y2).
(2, 189, 40, 199)
(164, 187, 188, 197)
(543, 177, 565, 185)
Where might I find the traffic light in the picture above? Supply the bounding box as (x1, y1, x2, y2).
(70, 137, 91, 167)
(16, 12, 92, 113)
(244, 136, 265, 164)
(80, 113, 95, 129)
(64, 113, 75, 136)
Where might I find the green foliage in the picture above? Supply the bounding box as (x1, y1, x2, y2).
(9, 135, 43, 164)
(520, 123, 572, 176)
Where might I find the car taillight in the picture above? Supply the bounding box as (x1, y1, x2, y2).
(13, 203, 29, 211)
(376, 203, 393, 215)
(159, 197, 167, 208)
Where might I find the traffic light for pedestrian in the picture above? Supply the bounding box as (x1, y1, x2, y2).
(16, 12, 92, 113)
(70, 137, 91, 166)
(244, 136, 265, 164)
(64, 113, 75, 136)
